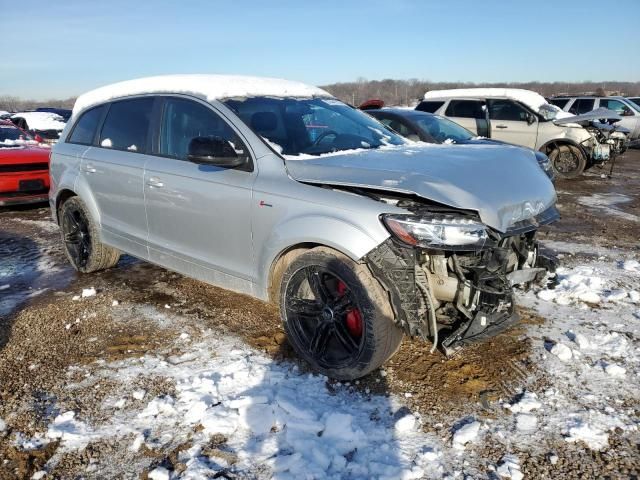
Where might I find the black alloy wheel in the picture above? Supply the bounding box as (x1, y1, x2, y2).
(284, 266, 365, 371)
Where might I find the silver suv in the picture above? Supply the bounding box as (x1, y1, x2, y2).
(50, 75, 557, 379)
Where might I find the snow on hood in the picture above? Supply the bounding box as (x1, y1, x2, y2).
(73, 74, 332, 116)
(285, 144, 557, 233)
(11, 112, 66, 131)
(424, 88, 574, 120)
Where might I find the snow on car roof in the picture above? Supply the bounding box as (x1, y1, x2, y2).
(424, 88, 576, 119)
(11, 112, 66, 131)
(73, 74, 333, 115)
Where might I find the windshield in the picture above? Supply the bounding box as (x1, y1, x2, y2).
(222, 97, 405, 156)
(0, 123, 34, 147)
(414, 115, 474, 143)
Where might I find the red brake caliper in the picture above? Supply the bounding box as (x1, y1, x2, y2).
(337, 281, 363, 337)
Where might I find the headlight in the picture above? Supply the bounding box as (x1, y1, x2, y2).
(381, 213, 495, 250)
(535, 151, 555, 181)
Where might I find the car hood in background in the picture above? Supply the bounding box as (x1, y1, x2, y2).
(554, 108, 622, 127)
(285, 144, 557, 233)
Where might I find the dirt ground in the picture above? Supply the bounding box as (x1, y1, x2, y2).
(1, 150, 639, 478)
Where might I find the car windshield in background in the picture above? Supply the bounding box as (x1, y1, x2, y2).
(222, 97, 405, 156)
(0, 123, 33, 146)
(415, 115, 474, 143)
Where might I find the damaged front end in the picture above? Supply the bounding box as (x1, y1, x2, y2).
(365, 198, 558, 354)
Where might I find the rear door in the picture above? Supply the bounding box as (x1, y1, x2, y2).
(487, 99, 538, 148)
(443, 99, 487, 136)
(144, 96, 256, 283)
(80, 97, 155, 258)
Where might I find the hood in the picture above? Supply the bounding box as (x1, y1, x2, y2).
(0, 145, 50, 163)
(554, 108, 622, 127)
(285, 144, 557, 233)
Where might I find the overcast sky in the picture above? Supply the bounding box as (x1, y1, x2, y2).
(1, 0, 638, 100)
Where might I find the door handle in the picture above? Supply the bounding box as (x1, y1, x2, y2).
(495, 124, 508, 129)
(146, 177, 164, 188)
(84, 163, 97, 173)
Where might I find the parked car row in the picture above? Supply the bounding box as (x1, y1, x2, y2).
(415, 88, 630, 178)
(41, 75, 560, 379)
(0, 109, 69, 144)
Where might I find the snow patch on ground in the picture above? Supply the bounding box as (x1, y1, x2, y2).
(34, 330, 447, 478)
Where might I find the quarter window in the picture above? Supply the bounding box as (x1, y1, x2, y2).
(68, 105, 105, 145)
(445, 100, 485, 119)
(488, 99, 530, 121)
(416, 101, 445, 113)
(159, 98, 249, 165)
(569, 99, 595, 115)
(99, 98, 154, 153)
(548, 98, 570, 109)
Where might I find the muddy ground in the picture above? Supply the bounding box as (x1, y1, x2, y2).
(1, 150, 639, 478)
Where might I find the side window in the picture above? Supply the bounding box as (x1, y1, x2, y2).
(159, 98, 249, 165)
(68, 105, 105, 145)
(378, 117, 415, 137)
(600, 99, 632, 115)
(99, 97, 154, 153)
(445, 100, 485, 119)
(416, 101, 445, 113)
(488, 99, 529, 121)
(548, 98, 570, 109)
(569, 99, 595, 115)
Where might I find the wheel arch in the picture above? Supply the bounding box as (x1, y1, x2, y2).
(258, 216, 386, 303)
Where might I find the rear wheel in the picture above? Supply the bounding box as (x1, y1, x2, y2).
(279, 247, 403, 380)
(59, 197, 120, 273)
(548, 144, 587, 179)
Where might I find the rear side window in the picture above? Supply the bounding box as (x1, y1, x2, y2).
(99, 98, 154, 153)
(445, 100, 485, 119)
(548, 98, 570, 109)
(416, 101, 445, 113)
(488, 99, 529, 121)
(569, 99, 595, 115)
(68, 106, 105, 145)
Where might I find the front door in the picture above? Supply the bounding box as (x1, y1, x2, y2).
(144, 97, 256, 288)
(487, 99, 538, 149)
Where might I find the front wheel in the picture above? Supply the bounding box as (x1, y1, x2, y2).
(548, 144, 587, 179)
(279, 247, 403, 380)
(59, 197, 121, 273)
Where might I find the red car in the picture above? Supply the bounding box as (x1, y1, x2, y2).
(0, 120, 51, 206)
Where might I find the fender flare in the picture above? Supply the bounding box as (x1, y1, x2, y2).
(256, 215, 386, 300)
(538, 138, 588, 159)
(54, 176, 101, 230)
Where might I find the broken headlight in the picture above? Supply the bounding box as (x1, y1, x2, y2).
(535, 151, 555, 181)
(381, 213, 496, 250)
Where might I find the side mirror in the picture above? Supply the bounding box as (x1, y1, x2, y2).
(622, 108, 634, 117)
(526, 113, 536, 125)
(187, 136, 246, 168)
(34, 134, 44, 143)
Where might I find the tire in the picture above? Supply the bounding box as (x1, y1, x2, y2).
(279, 246, 403, 380)
(548, 144, 587, 179)
(59, 196, 121, 273)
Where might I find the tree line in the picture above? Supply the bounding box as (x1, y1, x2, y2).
(321, 79, 640, 107)
(2, 80, 639, 112)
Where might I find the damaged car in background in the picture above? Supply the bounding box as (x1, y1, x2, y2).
(418, 88, 628, 179)
(50, 75, 558, 380)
